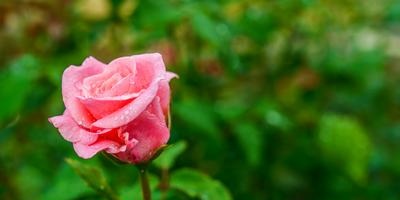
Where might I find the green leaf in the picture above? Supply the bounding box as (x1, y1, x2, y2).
(134, 0, 182, 30)
(170, 168, 232, 200)
(175, 100, 219, 138)
(215, 99, 247, 120)
(191, 11, 222, 47)
(232, 122, 263, 167)
(41, 163, 93, 200)
(153, 141, 187, 169)
(0, 55, 39, 120)
(265, 109, 292, 130)
(14, 165, 45, 200)
(318, 114, 372, 183)
(65, 158, 119, 200)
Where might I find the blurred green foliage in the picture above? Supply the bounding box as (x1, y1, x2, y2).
(0, 0, 400, 199)
(154, 141, 187, 170)
(318, 114, 372, 183)
(65, 158, 119, 200)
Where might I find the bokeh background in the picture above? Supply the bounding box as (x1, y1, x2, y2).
(1, 0, 400, 199)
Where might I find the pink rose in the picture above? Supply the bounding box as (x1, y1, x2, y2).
(49, 53, 177, 164)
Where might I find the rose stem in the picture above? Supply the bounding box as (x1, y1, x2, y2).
(138, 165, 151, 200)
(159, 168, 169, 200)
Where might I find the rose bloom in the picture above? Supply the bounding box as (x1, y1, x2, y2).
(49, 53, 177, 164)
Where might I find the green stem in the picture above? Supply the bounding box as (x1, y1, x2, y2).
(138, 165, 151, 200)
(159, 168, 169, 200)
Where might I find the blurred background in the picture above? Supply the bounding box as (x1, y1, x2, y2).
(1, 0, 400, 199)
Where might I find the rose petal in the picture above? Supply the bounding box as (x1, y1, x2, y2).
(107, 56, 137, 77)
(165, 71, 178, 80)
(62, 57, 106, 127)
(101, 74, 133, 97)
(122, 108, 169, 163)
(77, 96, 133, 119)
(48, 112, 98, 145)
(147, 97, 165, 122)
(83, 73, 124, 97)
(133, 53, 166, 71)
(131, 53, 166, 91)
(73, 140, 124, 159)
(81, 56, 136, 98)
(107, 133, 139, 162)
(92, 78, 161, 128)
(157, 72, 178, 114)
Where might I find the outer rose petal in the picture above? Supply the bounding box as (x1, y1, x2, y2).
(131, 53, 165, 89)
(115, 105, 169, 163)
(73, 140, 125, 159)
(157, 72, 178, 114)
(107, 56, 137, 77)
(92, 78, 161, 128)
(62, 57, 106, 127)
(48, 112, 98, 145)
(147, 97, 165, 123)
(133, 53, 166, 71)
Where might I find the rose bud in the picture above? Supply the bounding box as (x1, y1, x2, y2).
(49, 53, 177, 164)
